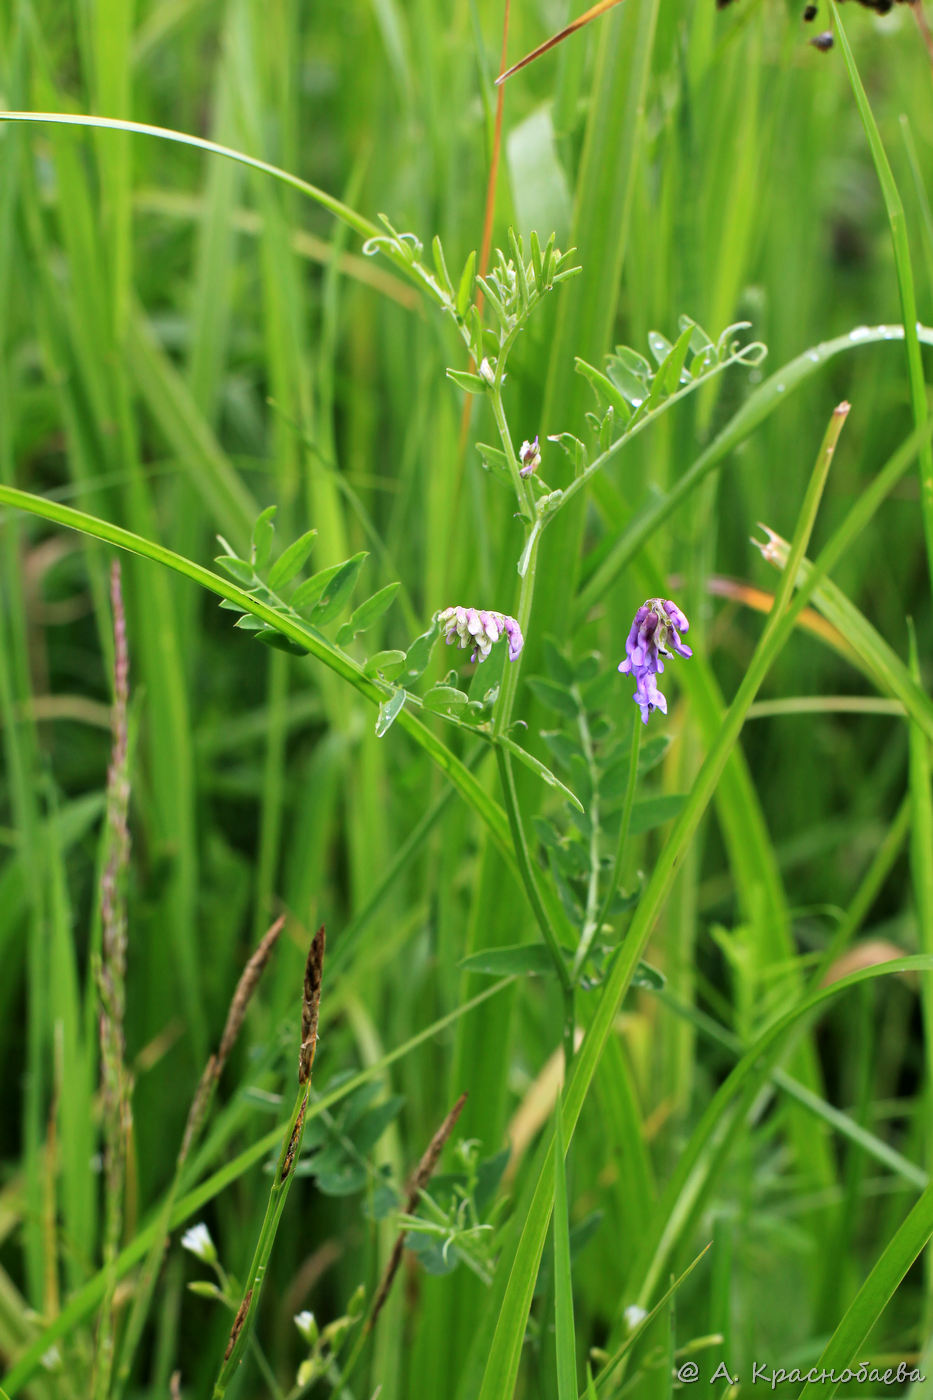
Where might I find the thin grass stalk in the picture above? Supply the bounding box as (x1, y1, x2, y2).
(211, 925, 325, 1397)
(361, 1092, 467, 1332)
(552, 1106, 576, 1400)
(831, 2, 933, 594)
(907, 623, 933, 1327)
(94, 560, 133, 1400)
(579, 710, 641, 981)
(0, 113, 377, 241)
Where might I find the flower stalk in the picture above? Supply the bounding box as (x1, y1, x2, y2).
(212, 926, 325, 1398)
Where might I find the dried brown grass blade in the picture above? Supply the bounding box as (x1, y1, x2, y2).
(497, 0, 627, 83)
(367, 1092, 467, 1332)
(180, 914, 285, 1163)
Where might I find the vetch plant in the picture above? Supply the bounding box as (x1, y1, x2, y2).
(2, 12, 933, 1400)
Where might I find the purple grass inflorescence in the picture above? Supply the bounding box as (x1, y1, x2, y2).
(437, 606, 524, 664)
(618, 598, 692, 724)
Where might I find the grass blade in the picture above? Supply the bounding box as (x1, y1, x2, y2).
(553, 1107, 577, 1400)
(831, 1, 933, 590)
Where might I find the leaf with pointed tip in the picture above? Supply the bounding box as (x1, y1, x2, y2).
(575, 356, 633, 422)
(250, 506, 277, 570)
(215, 555, 256, 585)
(267, 528, 318, 590)
(375, 688, 406, 737)
(306, 548, 364, 621)
(336, 582, 400, 644)
(498, 735, 583, 812)
(256, 628, 308, 656)
(605, 358, 649, 408)
(657, 324, 695, 394)
(457, 250, 477, 318)
(447, 368, 488, 395)
(402, 621, 441, 682)
(363, 650, 407, 680)
(459, 944, 566, 978)
(423, 685, 469, 714)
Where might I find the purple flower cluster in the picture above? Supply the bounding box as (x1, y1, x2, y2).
(618, 598, 692, 724)
(438, 606, 524, 664)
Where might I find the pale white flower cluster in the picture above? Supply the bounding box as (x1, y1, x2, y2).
(437, 606, 524, 665)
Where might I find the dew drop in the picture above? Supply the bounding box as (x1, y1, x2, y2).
(850, 326, 871, 341)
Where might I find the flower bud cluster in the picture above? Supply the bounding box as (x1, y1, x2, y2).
(519, 436, 541, 477)
(437, 606, 524, 664)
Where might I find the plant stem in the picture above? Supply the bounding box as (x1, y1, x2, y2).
(571, 696, 603, 983)
(485, 380, 577, 1057)
(212, 1082, 310, 1397)
(495, 748, 571, 994)
(576, 708, 642, 983)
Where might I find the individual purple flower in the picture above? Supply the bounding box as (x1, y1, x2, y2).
(437, 606, 524, 664)
(618, 598, 692, 724)
(519, 436, 541, 478)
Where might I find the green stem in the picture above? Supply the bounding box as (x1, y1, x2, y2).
(212, 1083, 310, 1397)
(486, 384, 576, 1055)
(488, 376, 534, 524)
(577, 709, 642, 983)
(495, 748, 572, 999)
(571, 697, 603, 983)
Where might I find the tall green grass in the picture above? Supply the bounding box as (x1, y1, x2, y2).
(2, 1, 933, 1396)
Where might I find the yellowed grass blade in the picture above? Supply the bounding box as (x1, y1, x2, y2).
(496, 0, 627, 83)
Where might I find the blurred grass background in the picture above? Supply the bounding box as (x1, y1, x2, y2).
(2, 0, 933, 1395)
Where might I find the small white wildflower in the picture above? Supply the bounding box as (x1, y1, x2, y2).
(40, 1346, 62, 1372)
(294, 1310, 319, 1346)
(478, 357, 496, 386)
(180, 1222, 217, 1264)
(624, 1304, 648, 1333)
